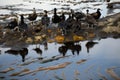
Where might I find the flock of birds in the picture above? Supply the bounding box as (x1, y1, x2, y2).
(5, 7, 101, 34)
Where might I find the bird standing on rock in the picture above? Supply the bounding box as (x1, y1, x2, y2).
(19, 14, 28, 31)
(90, 8, 101, 20)
(41, 10, 50, 27)
(52, 8, 61, 24)
(28, 8, 37, 24)
(6, 18, 18, 29)
(85, 9, 97, 28)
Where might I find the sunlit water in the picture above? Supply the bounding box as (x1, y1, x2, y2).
(0, 38, 120, 80)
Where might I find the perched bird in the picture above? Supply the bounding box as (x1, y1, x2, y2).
(19, 14, 28, 31)
(90, 8, 101, 20)
(52, 8, 61, 24)
(6, 18, 18, 29)
(62, 10, 75, 34)
(41, 10, 50, 27)
(60, 11, 66, 21)
(85, 9, 97, 28)
(74, 11, 86, 21)
(28, 8, 37, 24)
(85, 41, 98, 53)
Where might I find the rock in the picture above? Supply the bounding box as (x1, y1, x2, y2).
(55, 35, 65, 43)
(73, 35, 85, 41)
(25, 37, 33, 43)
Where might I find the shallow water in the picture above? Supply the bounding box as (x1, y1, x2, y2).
(0, 38, 120, 80)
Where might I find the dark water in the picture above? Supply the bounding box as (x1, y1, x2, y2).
(0, 38, 120, 80)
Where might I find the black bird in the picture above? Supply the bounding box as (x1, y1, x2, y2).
(19, 14, 28, 31)
(52, 8, 61, 23)
(41, 10, 50, 27)
(6, 18, 18, 29)
(90, 8, 101, 20)
(85, 41, 98, 53)
(28, 8, 37, 24)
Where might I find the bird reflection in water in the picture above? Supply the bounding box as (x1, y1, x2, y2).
(33, 45, 42, 56)
(5, 48, 28, 62)
(85, 41, 98, 53)
(43, 41, 48, 51)
(58, 42, 81, 56)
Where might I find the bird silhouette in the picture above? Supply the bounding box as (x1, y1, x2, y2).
(19, 14, 28, 31)
(90, 8, 101, 20)
(52, 8, 61, 24)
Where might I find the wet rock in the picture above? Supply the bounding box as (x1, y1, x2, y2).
(73, 35, 85, 42)
(55, 35, 65, 43)
(103, 26, 120, 33)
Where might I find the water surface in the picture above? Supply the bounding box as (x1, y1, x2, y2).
(0, 38, 120, 80)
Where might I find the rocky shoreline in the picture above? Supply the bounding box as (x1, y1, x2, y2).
(0, 12, 120, 48)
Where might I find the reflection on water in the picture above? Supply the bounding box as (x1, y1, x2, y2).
(85, 41, 98, 53)
(0, 38, 120, 80)
(5, 48, 28, 62)
(58, 42, 81, 56)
